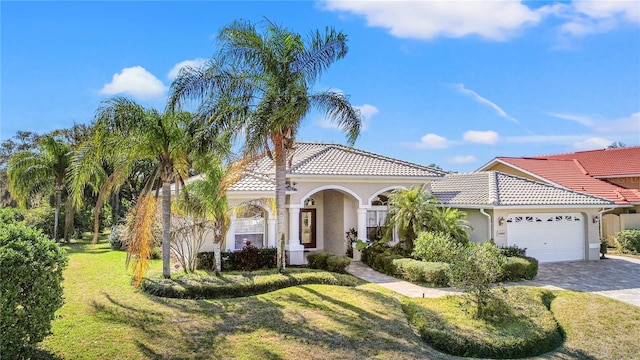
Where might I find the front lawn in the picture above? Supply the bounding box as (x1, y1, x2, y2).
(37, 237, 640, 359)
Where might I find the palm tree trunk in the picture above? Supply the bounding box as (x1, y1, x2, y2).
(162, 180, 172, 279)
(64, 195, 74, 242)
(273, 135, 287, 273)
(112, 190, 120, 225)
(54, 190, 61, 243)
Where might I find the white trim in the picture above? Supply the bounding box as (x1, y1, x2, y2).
(287, 174, 441, 182)
(589, 243, 601, 249)
(442, 204, 619, 210)
(367, 185, 407, 205)
(593, 174, 640, 179)
(299, 185, 363, 207)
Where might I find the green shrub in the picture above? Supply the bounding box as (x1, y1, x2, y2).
(108, 225, 127, 250)
(615, 229, 640, 254)
(197, 247, 277, 272)
(361, 240, 390, 265)
(393, 258, 449, 286)
(412, 231, 467, 263)
(500, 256, 538, 282)
(307, 252, 351, 274)
(23, 204, 63, 241)
(141, 269, 362, 299)
(0, 207, 25, 224)
(326, 254, 351, 274)
(372, 253, 404, 275)
(499, 245, 527, 258)
(307, 252, 331, 269)
(0, 223, 68, 358)
(448, 242, 506, 319)
(150, 247, 162, 260)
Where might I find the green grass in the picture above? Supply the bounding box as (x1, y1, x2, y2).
(37, 236, 640, 359)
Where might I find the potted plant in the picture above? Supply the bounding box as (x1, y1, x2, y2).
(345, 228, 358, 258)
(600, 238, 608, 259)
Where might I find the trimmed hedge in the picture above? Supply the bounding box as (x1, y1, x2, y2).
(615, 229, 640, 254)
(393, 258, 449, 286)
(499, 245, 527, 258)
(307, 252, 351, 273)
(500, 256, 539, 282)
(140, 269, 363, 299)
(197, 248, 277, 272)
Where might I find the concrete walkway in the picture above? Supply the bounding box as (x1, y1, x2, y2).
(348, 255, 640, 307)
(347, 261, 460, 298)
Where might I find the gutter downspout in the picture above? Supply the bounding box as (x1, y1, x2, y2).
(480, 208, 492, 241)
(598, 207, 616, 239)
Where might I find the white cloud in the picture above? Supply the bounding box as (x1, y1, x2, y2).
(463, 130, 499, 145)
(100, 66, 167, 100)
(320, 0, 546, 41)
(560, 1, 640, 36)
(446, 155, 478, 164)
(415, 133, 450, 149)
(451, 83, 518, 123)
(595, 112, 640, 134)
(547, 112, 595, 127)
(573, 137, 613, 150)
(167, 58, 207, 80)
(318, 103, 378, 131)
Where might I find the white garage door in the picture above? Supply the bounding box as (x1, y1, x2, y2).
(506, 213, 584, 263)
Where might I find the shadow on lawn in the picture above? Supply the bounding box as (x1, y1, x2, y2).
(92, 281, 451, 359)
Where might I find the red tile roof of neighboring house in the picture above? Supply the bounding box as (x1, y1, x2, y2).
(532, 146, 640, 177)
(493, 157, 640, 205)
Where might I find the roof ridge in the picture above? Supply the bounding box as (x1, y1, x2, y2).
(573, 159, 589, 175)
(288, 144, 333, 173)
(295, 141, 449, 175)
(488, 171, 499, 205)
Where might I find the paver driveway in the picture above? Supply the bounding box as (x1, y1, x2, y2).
(523, 254, 640, 307)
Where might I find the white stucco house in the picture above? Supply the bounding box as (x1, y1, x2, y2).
(194, 142, 619, 264)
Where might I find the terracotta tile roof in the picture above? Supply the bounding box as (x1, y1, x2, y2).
(495, 157, 640, 204)
(251, 142, 447, 178)
(431, 172, 614, 207)
(532, 146, 640, 177)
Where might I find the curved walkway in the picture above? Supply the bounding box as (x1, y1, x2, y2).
(348, 255, 640, 307)
(347, 261, 460, 298)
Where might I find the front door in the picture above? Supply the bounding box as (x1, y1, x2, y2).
(300, 209, 316, 248)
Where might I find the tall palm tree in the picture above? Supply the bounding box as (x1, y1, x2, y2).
(168, 19, 362, 273)
(7, 134, 71, 242)
(70, 97, 228, 278)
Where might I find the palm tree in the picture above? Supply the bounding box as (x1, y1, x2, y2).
(7, 134, 71, 243)
(168, 19, 362, 273)
(70, 97, 228, 279)
(385, 185, 437, 252)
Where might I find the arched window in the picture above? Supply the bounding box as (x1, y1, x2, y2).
(234, 205, 266, 249)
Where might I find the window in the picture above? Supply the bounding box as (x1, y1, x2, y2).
(367, 210, 388, 240)
(235, 205, 265, 249)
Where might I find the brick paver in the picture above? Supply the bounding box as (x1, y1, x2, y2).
(348, 255, 640, 307)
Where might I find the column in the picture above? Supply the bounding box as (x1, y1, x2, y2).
(354, 207, 369, 261)
(267, 218, 277, 248)
(225, 213, 236, 251)
(286, 205, 305, 265)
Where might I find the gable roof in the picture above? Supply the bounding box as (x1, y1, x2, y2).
(532, 146, 640, 178)
(483, 157, 640, 205)
(431, 171, 615, 208)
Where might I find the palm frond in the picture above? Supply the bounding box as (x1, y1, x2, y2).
(126, 194, 158, 288)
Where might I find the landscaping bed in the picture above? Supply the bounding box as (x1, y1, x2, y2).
(403, 286, 563, 358)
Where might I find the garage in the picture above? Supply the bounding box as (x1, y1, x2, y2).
(506, 213, 585, 263)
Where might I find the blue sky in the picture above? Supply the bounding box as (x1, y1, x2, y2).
(2, 1, 639, 172)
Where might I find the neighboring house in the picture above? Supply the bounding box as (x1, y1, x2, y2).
(431, 172, 614, 263)
(189, 142, 619, 265)
(478, 146, 640, 239)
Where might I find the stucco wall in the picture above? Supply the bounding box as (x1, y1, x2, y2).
(463, 209, 492, 243)
(483, 163, 541, 182)
(323, 190, 345, 255)
(621, 213, 640, 230)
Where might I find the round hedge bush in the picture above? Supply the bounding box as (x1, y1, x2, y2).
(0, 223, 68, 358)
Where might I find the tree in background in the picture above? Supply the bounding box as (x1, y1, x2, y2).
(0, 131, 41, 207)
(607, 141, 627, 149)
(169, 18, 361, 273)
(385, 185, 436, 252)
(71, 97, 228, 279)
(7, 134, 71, 243)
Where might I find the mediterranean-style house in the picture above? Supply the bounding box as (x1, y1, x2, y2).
(192, 142, 620, 264)
(477, 146, 640, 242)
